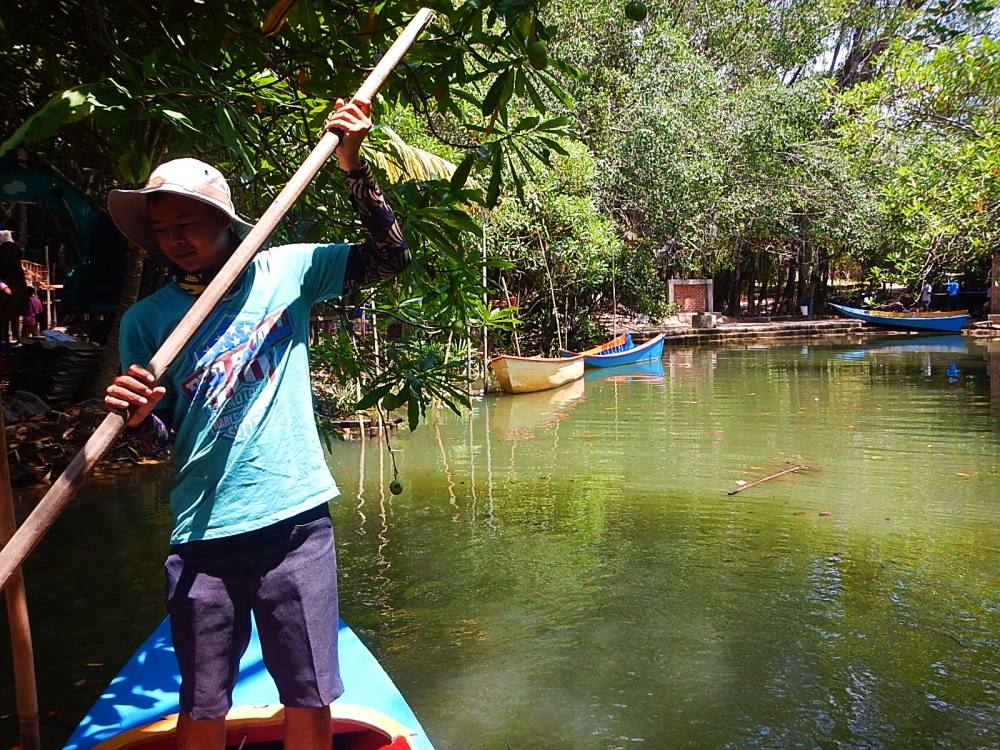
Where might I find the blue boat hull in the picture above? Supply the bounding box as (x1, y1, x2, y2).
(584, 334, 665, 367)
(584, 359, 666, 382)
(64, 617, 433, 750)
(830, 304, 969, 333)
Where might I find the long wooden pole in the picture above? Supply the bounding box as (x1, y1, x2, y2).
(0, 8, 435, 593)
(0, 396, 42, 750)
(727, 464, 805, 496)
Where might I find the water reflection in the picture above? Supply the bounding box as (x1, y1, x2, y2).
(990, 339, 1000, 417)
(487, 378, 585, 438)
(583, 359, 665, 384)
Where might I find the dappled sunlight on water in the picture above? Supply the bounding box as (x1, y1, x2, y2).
(2, 336, 998, 749)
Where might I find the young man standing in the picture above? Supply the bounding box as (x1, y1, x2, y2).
(104, 98, 408, 750)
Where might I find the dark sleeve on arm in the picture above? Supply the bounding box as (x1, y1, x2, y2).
(118, 306, 174, 457)
(124, 412, 172, 457)
(341, 161, 410, 300)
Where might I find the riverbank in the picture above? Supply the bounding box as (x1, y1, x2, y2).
(2, 400, 163, 488)
(643, 316, 864, 344)
(620, 313, 1000, 344)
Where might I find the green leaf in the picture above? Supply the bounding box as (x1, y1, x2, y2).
(0, 89, 98, 157)
(160, 108, 199, 132)
(450, 150, 476, 191)
(481, 70, 512, 117)
(514, 115, 540, 132)
(382, 388, 407, 411)
(355, 383, 392, 410)
(407, 392, 420, 431)
(535, 70, 574, 108)
(486, 144, 504, 207)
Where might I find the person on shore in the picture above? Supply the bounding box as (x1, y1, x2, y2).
(946, 278, 960, 310)
(0, 239, 26, 342)
(919, 281, 932, 311)
(21, 286, 43, 336)
(103, 97, 408, 750)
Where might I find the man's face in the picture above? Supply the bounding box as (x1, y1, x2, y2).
(147, 194, 232, 273)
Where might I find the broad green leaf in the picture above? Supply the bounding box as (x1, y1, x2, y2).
(450, 150, 476, 191)
(486, 145, 504, 207)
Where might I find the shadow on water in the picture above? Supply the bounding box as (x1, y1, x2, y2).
(2, 338, 999, 749)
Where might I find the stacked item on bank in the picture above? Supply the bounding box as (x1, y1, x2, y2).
(9, 334, 103, 403)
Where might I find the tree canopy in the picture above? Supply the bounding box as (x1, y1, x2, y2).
(2, 0, 998, 416)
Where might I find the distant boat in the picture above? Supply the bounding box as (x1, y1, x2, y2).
(583, 334, 665, 368)
(65, 618, 433, 750)
(564, 334, 666, 368)
(489, 354, 585, 394)
(829, 304, 970, 333)
(489, 333, 634, 394)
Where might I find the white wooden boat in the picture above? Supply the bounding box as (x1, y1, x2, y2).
(488, 354, 585, 394)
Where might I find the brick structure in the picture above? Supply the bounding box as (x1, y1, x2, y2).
(668, 279, 714, 313)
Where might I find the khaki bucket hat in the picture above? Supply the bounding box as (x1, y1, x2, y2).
(107, 158, 253, 254)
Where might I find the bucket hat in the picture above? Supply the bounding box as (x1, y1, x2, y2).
(107, 158, 253, 254)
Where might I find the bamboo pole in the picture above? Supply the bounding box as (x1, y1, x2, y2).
(500, 275, 521, 357)
(727, 464, 805, 496)
(481, 227, 488, 387)
(0, 8, 435, 593)
(44, 245, 53, 329)
(540, 234, 563, 352)
(0, 396, 42, 750)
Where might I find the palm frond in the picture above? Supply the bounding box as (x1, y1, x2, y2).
(366, 126, 464, 183)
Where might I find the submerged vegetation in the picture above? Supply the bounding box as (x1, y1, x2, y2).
(2, 0, 998, 420)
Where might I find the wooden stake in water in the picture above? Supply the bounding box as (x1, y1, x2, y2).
(727, 464, 805, 496)
(0, 396, 41, 750)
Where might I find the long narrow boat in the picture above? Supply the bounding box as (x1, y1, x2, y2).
(579, 334, 665, 368)
(489, 353, 584, 394)
(64, 618, 433, 750)
(829, 303, 970, 333)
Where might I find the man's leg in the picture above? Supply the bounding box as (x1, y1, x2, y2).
(254, 509, 343, 746)
(177, 714, 227, 750)
(284, 706, 332, 750)
(166, 546, 253, 750)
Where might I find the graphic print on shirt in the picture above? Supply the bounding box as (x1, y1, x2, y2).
(182, 308, 293, 440)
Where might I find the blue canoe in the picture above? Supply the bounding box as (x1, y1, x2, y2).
(579, 333, 665, 368)
(829, 303, 970, 333)
(65, 617, 433, 750)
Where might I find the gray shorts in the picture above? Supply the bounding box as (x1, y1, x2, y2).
(164, 504, 343, 719)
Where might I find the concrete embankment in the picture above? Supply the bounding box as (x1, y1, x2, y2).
(637, 318, 864, 345)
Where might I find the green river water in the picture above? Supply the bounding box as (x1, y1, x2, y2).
(2, 335, 999, 749)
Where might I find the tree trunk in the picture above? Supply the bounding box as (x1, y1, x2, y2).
(745, 256, 758, 316)
(728, 268, 741, 316)
(781, 260, 796, 315)
(83, 246, 146, 398)
(713, 270, 730, 314)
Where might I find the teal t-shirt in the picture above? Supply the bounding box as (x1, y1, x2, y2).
(119, 243, 351, 544)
